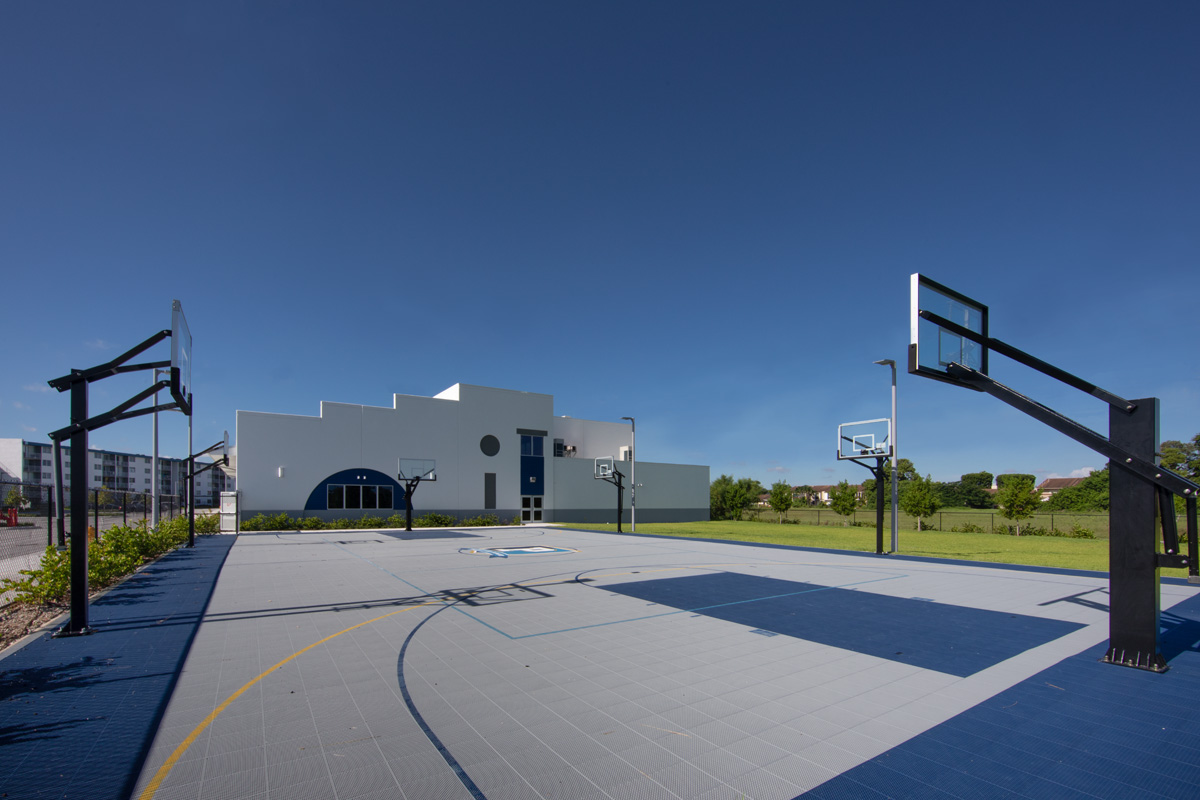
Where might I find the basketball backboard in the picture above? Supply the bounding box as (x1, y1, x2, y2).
(397, 458, 437, 481)
(170, 300, 192, 411)
(594, 456, 615, 480)
(838, 418, 892, 461)
(909, 273, 988, 388)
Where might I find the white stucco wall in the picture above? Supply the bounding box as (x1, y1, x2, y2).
(235, 384, 708, 523)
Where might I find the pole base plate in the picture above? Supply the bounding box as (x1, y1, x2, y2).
(1101, 647, 1168, 673)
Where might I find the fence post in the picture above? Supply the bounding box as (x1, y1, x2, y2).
(93, 489, 99, 537)
(123, 492, 128, 527)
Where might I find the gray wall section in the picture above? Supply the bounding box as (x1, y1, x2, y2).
(551, 508, 710, 524)
(551, 457, 709, 522)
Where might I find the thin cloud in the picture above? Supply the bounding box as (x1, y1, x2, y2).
(85, 339, 112, 350)
(1047, 467, 1098, 480)
(13, 401, 28, 410)
(22, 384, 51, 393)
(21, 425, 37, 433)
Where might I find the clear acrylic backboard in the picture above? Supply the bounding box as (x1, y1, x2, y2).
(171, 299, 192, 410)
(909, 273, 988, 388)
(594, 456, 615, 479)
(398, 459, 437, 481)
(837, 418, 892, 460)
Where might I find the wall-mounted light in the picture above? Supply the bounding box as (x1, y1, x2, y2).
(278, 467, 285, 478)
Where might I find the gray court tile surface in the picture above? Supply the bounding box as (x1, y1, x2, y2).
(116, 526, 1197, 800)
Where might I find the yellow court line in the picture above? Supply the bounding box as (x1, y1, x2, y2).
(137, 601, 438, 800)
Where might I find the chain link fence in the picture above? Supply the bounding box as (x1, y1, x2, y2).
(747, 505, 1116, 538)
(0, 481, 186, 603)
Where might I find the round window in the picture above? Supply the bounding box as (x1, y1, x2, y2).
(480, 435, 500, 457)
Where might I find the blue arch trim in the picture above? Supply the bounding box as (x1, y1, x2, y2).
(305, 468, 405, 511)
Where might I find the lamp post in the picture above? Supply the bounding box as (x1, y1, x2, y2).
(874, 359, 899, 553)
(151, 367, 169, 528)
(621, 416, 636, 532)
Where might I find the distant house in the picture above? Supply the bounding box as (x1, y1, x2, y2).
(805, 484, 865, 505)
(1036, 477, 1086, 502)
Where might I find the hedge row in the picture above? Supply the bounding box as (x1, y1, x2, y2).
(0, 514, 220, 606)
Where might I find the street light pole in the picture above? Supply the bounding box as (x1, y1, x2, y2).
(151, 367, 168, 528)
(621, 416, 635, 532)
(874, 359, 899, 553)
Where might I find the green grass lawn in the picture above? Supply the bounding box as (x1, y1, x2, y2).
(555, 520, 1191, 580)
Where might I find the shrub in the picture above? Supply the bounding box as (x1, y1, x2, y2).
(415, 512, 457, 528)
(239, 513, 267, 531)
(359, 515, 386, 529)
(195, 514, 221, 534)
(1067, 523, 1096, 539)
(297, 516, 325, 529)
(459, 514, 500, 527)
(0, 518, 194, 605)
(951, 523, 987, 534)
(327, 517, 357, 529)
(240, 512, 299, 531)
(0, 546, 71, 605)
(991, 523, 1092, 539)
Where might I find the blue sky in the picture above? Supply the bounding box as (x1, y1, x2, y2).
(2, 2, 1196, 489)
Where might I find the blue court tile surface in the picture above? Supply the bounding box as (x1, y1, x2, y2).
(0, 535, 234, 800)
(796, 590, 1200, 799)
(605, 571, 1086, 677)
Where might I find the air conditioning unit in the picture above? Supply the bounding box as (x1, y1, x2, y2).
(564, 445, 577, 457)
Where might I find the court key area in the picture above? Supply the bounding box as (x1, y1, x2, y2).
(4, 525, 1199, 800)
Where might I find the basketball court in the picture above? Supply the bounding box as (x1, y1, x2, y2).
(114, 524, 1199, 800)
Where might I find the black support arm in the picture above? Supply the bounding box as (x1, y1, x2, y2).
(946, 363, 1199, 499)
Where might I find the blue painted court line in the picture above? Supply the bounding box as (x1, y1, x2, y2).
(604, 572, 1087, 677)
(396, 605, 488, 800)
(0, 535, 235, 800)
(797, 590, 1200, 799)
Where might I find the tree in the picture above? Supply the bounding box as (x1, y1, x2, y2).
(899, 474, 941, 530)
(959, 472, 995, 509)
(995, 475, 1040, 534)
(1161, 435, 1200, 478)
(4, 487, 25, 509)
(996, 473, 1036, 491)
(1161, 435, 1200, 513)
(794, 485, 816, 506)
(862, 458, 918, 510)
(934, 480, 961, 508)
(829, 481, 858, 525)
(1043, 467, 1109, 511)
(709, 475, 763, 521)
(710, 475, 736, 520)
(768, 481, 793, 523)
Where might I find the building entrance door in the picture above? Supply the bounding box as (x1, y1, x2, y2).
(521, 495, 543, 522)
